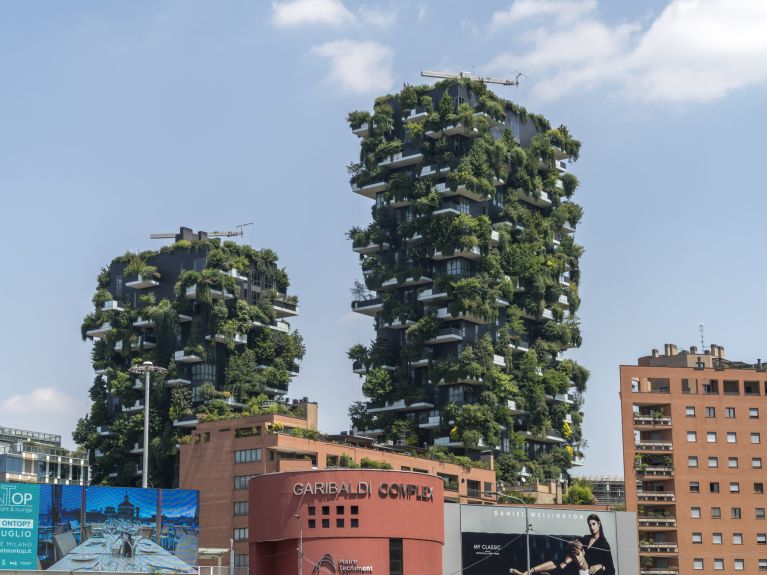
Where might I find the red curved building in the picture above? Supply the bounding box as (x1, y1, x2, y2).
(249, 469, 444, 575)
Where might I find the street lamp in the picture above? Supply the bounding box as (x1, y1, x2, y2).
(484, 490, 531, 575)
(129, 361, 167, 488)
(293, 514, 303, 575)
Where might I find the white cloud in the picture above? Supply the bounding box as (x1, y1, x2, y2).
(358, 6, 398, 29)
(487, 0, 767, 103)
(312, 40, 394, 94)
(417, 3, 427, 22)
(489, 0, 597, 28)
(271, 0, 354, 27)
(0, 386, 85, 415)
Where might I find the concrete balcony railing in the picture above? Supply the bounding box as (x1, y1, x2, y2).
(634, 415, 672, 426)
(639, 517, 677, 527)
(638, 466, 674, 477)
(378, 151, 423, 169)
(639, 542, 678, 553)
(351, 180, 386, 199)
(637, 491, 675, 502)
(635, 441, 673, 452)
(85, 322, 112, 339)
(351, 297, 384, 316)
(640, 569, 679, 575)
(102, 300, 124, 312)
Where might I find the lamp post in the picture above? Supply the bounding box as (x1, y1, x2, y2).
(484, 491, 531, 575)
(293, 514, 303, 575)
(129, 361, 167, 488)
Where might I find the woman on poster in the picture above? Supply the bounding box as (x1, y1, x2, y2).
(579, 514, 615, 575)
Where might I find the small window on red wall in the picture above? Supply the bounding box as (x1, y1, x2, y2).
(322, 519, 330, 528)
(351, 506, 359, 515)
(308, 520, 316, 529)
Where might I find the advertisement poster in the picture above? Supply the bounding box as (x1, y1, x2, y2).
(461, 505, 619, 575)
(0, 483, 199, 573)
(0, 483, 40, 570)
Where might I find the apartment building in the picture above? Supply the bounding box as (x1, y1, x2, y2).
(79, 226, 303, 486)
(347, 76, 587, 481)
(178, 400, 496, 569)
(0, 427, 89, 485)
(621, 343, 767, 574)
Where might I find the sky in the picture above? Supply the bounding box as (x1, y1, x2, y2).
(1, 0, 767, 477)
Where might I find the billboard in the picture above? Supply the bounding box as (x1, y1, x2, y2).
(0, 483, 199, 572)
(461, 505, 619, 575)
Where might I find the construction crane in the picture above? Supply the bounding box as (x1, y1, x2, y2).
(150, 223, 253, 241)
(421, 70, 524, 87)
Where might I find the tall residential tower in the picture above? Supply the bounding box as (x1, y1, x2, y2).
(346, 78, 588, 483)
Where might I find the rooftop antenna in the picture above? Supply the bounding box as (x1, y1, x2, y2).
(421, 69, 524, 87)
(150, 227, 245, 240)
(699, 322, 705, 352)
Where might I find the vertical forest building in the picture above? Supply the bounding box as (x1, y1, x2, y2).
(346, 78, 588, 484)
(77, 227, 304, 486)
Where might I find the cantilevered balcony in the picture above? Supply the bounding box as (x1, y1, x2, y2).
(378, 152, 423, 169)
(352, 297, 383, 316)
(211, 288, 234, 300)
(425, 328, 463, 345)
(545, 392, 575, 404)
(638, 517, 677, 528)
(637, 491, 675, 502)
(433, 182, 486, 202)
(493, 354, 506, 367)
(173, 416, 199, 428)
(559, 272, 571, 286)
(417, 288, 448, 302)
(352, 122, 370, 137)
(403, 108, 429, 123)
(102, 300, 124, 312)
(352, 360, 369, 375)
(436, 307, 488, 324)
(426, 124, 479, 139)
(420, 164, 450, 177)
(130, 443, 144, 454)
(639, 569, 679, 575)
(96, 426, 112, 436)
(272, 299, 300, 318)
(367, 399, 434, 414)
(562, 220, 576, 234)
(572, 455, 585, 466)
(639, 542, 677, 554)
(166, 377, 191, 387)
(353, 240, 390, 255)
(432, 246, 482, 261)
(133, 317, 154, 329)
(635, 441, 673, 452)
(473, 111, 502, 128)
(126, 275, 159, 289)
(634, 415, 672, 427)
(554, 294, 569, 308)
(381, 318, 415, 330)
(410, 357, 430, 368)
(381, 276, 432, 289)
(507, 400, 525, 415)
(637, 466, 674, 479)
(351, 180, 387, 199)
(434, 436, 466, 448)
(174, 349, 203, 364)
(433, 202, 462, 217)
(555, 159, 568, 174)
(509, 340, 530, 353)
(515, 189, 552, 208)
(178, 313, 193, 323)
(542, 308, 554, 320)
(206, 333, 247, 345)
(86, 322, 112, 338)
(419, 412, 441, 429)
(122, 400, 144, 413)
(252, 319, 291, 333)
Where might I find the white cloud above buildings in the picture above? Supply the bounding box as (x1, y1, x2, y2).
(271, 0, 354, 27)
(487, 0, 767, 103)
(1, 386, 85, 415)
(311, 40, 394, 94)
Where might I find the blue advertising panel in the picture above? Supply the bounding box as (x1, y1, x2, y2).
(0, 483, 40, 570)
(0, 483, 199, 572)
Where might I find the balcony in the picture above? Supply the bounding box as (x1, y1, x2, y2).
(436, 307, 488, 324)
(132, 317, 154, 329)
(174, 350, 203, 364)
(425, 328, 463, 345)
(132, 379, 144, 390)
(130, 443, 144, 455)
(403, 108, 429, 123)
(542, 308, 554, 320)
(352, 360, 369, 375)
(173, 417, 199, 428)
(490, 230, 500, 245)
(126, 275, 159, 289)
(405, 232, 423, 244)
(352, 298, 383, 316)
(420, 164, 450, 177)
(367, 400, 434, 414)
(562, 221, 576, 234)
(639, 517, 677, 528)
(634, 415, 672, 427)
(638, 466, 674, 478)
(166, 378, 191, 387)
(226, 268, 249, 282)
(426, 124, 479, 139)
(546, 392, 575, 404)
(380, 276, 432, 289)
(378, 152, 423, 169)
(635, 441, 673, 452)
(639, 542, 677, 554)
(433, 182, 486, 202)
(637, 491, 675, 502)
(353, 240, 390, 255)
(474, 111, 502, 128)
(351, 180, 387, 199)
(86, 322, 112, 339)
(410, 357, 430, 368)
(352, 427, 384, 438)
(509, 340, 530, 353)
(211, 288, 234, 300)
(178, 313, 193, 323)
(507, 400, 525, 415)
(94, 449, 104, 457)
(493, 354, 506, 367)
(640, 570, 679, 575)
(526, 430, 566, 444)
(419, 416, 441, 429)
(418, 289, 448, 302)
(381, 318, 415, 330)
(434, 436, 466, 448)
(572, 455, 585, 466)
(559, 273, 571, 286)
(431, 376, 483, 386)
(132, 336, 156, 351)
(554, 294, 569, 308)
(272, 299, 300, 318)
(433, 203, 461, 217)
(206, 333, 247, 345)
(122, 400, 144, 413)
(432, 246, 482, 261)
(102, 300, 124, 312)
(252, 319, 291, 333)
(352, 122, 369, 137)
(555, 159, 568, 174)
(515, 189, 552, 208)
(96, 426, 111, 436)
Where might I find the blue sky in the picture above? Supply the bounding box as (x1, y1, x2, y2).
(1, 0, 767, 477)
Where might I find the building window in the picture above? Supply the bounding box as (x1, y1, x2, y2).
(690, 482, 700, 493)
(732, 507, 742, 519)
(714, 559, 724, 570)
(322, 506, 330, 515)
(336, 519, 344, 528)
(735, 559, 744, 571)
(308, 507, 316, 516)
(710, 482, 719, 493)
(712, 507, 721, 518)
(308, 520, 316, 528)
(707, 432, 717, 443)
(351, 518, 359, 528)
(234, 501, 249, 516)
(759, 559, 767, 571)
(692, 532, 702, 543)
(726, 407, 736, 418)
(694, 558, 704, 570)
(757, 483, 765, 494)
(734, 533, 743, 544)
(687, 431, 697, 442)
(389, 539, 404, 575)
(233, 528, 248, 542)
(706, 406, 716, 417)
(758, 508, 766, 519)
(751, 407, 760, 419)
(731, 482, 740, 493)
(351, 506, 358, 515)
(729, 457, 739, 468)
(321, 519, 330, 528)
(234, 448, 261, 464)
(728, 432, 737, 443)
(234, 554, 249, 568)
(713, 533, 722, 544)
(758, 533, 767, 544)
(691, 507, 701, 518)
(709, 457, 719, 468)
(756, 458, 764, 469)
(689, 456, 699, 468)
(337, 506, 344, 515)
(754, 433, 762, 444)
(234, 475, 256, 490)
(686, 406, 696, 416)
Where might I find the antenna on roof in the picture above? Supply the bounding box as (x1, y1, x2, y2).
(150, 226, 250, 241)
(421, 69, 524, 87)
(699, 322, 705, 352)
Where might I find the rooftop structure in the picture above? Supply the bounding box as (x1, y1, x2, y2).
(0, 426, 88, 485)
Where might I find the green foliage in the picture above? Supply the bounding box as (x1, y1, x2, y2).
(360, 457, 393, 470)
(563, 479, 596, 505)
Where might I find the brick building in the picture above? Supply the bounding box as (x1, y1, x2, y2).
(621, 343, 767, 574)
